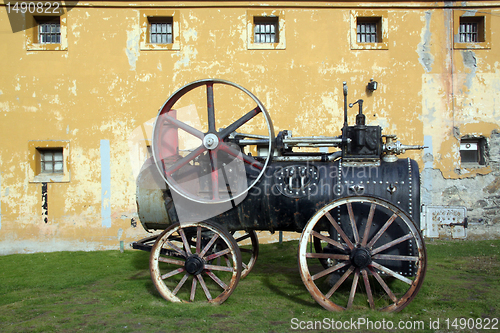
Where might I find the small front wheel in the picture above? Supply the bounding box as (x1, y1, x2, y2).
(150, 221, 242, 304)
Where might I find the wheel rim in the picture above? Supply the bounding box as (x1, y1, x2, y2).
(232, 230, 259, 279)
(152, 79, 275, 204)
(150, 222, 242, 304)
(298, 196, 426, 312)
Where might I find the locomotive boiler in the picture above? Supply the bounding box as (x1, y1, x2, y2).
(133, 79, 427, 312)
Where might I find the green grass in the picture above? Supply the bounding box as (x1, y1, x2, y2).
(0, 239, 499, 332)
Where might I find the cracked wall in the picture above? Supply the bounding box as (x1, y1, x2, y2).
(0, 1, 500, 254)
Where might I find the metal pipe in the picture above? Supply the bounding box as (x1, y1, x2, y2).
(272, 151, 342, 162)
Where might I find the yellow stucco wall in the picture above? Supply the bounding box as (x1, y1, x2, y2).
(1, 1, 499, 253)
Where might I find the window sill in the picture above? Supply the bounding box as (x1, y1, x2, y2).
(453, 41, 490, 50)
(27, 43, 67, 51)
(350, 42, 388, 50)
(140, 43, 180, 51)
(31, 173, 69, 183)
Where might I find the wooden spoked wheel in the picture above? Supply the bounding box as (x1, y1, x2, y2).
(152, 79, 274, 204)
(232, 230, 259, 279)
(298, 196, 426, 312)
(150, 221, 242, 304)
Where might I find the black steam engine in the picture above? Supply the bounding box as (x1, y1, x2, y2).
(133, 79, 427, 312)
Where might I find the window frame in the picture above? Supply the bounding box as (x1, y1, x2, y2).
(26, 11, 67, 51)
(350, 10, 388, 50)
(140, 10, 180, 51)
(29, 141, 70, 183)
(247, 10, 286, 50)
(454, 10, 490, 49)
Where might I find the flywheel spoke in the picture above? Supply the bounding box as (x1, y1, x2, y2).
(209, 150, 219, 200)
(162, 113, 205, 139)
(218, 142, 263, 170)
(165, 144, 206, 176)
(218, 107, 262, 139)
(206, 83, 216, 132)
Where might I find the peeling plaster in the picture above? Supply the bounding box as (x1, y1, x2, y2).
(125, 28, 140, 71)
(417, 11, 434, 72)
(461, 50, 477, 91)
(173, 45, 198, 70)
(183, 28, 198, 42)
(69, 80, 77, 96)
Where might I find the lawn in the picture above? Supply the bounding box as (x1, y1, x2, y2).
(0, 239, 499, 332)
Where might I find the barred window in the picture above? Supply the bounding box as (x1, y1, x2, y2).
(149, 17, 173, 44)
(254, 17, 278, 43)
(357, 18, 381, 43)
(459, 17, 484, 43)
(39, 148, 64, 173)
(36, 17, 60, 44)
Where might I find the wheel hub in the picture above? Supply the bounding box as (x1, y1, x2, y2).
(203, 133, 219, 150)
(350, 247, 372, 269)
(185, 255, 205, 275)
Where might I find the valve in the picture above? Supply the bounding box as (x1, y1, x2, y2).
(382, 135, 427, 162)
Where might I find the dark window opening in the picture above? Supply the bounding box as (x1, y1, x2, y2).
(36, 16, 61, 44)
(38, 148, 64, 173)
(460, 137, 487, 166)
(357, 17, 381, 43)
(149, 17, 173, 44)
(254, 17, 278, 43)
(459, 16, 485, 43)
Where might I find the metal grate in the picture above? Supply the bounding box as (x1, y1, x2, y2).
(150, 18, 173, 44)
(39, 149, 64, 173)
(37, 18, 60, 44)
(357, 21, 378, 43)
(459, 21, 478, 42)
(254, 18, 278, 43)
